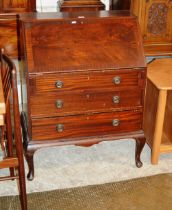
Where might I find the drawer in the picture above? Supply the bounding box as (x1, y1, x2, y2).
(31, 110, 142, 141)
(30, 89, 143, 117)
(29, 70, 145, 95)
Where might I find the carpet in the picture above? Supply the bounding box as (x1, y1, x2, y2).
(1, 140, 172, 196)
(0, 173, 172, 210)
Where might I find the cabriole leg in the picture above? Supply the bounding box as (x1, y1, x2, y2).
(135, 137, 146, 168)
(21, 111, 35, 181)
(25, 150, 35, 181)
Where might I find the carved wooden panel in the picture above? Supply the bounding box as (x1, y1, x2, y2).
(147, 3, 168, 35)
(131, 0, 172, 56)
(144, 0, 172, 40)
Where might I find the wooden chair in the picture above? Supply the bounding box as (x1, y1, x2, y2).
(0, 49, 27, 210)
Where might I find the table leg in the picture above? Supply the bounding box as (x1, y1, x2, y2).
(152, 90, 167, 164)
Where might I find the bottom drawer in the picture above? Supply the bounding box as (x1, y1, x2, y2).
(31, 110, 142, 141)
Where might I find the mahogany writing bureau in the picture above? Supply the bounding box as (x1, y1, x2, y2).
(20, 11, 147, 180)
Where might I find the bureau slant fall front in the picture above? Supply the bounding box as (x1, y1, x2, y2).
(20, 11, 147, 180)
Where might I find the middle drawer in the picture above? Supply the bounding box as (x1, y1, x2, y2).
(30, 89, 143, 117)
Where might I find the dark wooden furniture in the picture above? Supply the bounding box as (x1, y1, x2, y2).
(0, 0, 36, 58)
(20, 11, 147, 181)
(0, 0, 36, 13)
(131, 0, 172, 56)
(0, 14, 19, 58)
(111, 0, 131, 10)
(59, 0, 105, 12)
(144, 58, 172, 164)
(0, 49, 27, 210)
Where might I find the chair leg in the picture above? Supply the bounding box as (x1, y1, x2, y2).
(14, 119, 27, 209)
(17, 163, 27, 210)
(6, 102, 15, 177)
(16, 143, 27, 210)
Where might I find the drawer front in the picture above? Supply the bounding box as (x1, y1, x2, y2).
(29, 70, 145, 95)
(30, 89, 143, 117)
(31, 110, 142, 141)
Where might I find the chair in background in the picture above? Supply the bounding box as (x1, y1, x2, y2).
(0, 49, 27, 210)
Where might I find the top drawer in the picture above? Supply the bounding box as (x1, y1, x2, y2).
(29, 69, 145, 95)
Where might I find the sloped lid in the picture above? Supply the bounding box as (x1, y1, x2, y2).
(21, 11, 146, 73)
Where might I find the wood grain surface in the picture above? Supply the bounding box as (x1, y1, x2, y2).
(0, 0, 36, 58)
(31, 110, 142, 141)
(0, 15, 18, 58)
(20, 11, 146, 73)
(60, 0, 105, 12)
(20, 11, 147, 179)
(30, 89, 143, 118)
(29, 70, 144, 94)
(147, 58, 172, 89)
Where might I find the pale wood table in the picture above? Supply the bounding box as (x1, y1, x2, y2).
(0, 72, 5, 126)
(144, 58, 172, 164)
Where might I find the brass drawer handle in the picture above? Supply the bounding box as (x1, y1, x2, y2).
(112, 95, 120, 104)
(56, 124, 64, 132)
(55, 80, 63, 88)
(112, 119, 120, 127)
(56, 100, 63, 109)
(113, 76, 121, 85)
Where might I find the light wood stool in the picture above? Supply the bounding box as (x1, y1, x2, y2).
(144, 58, 172, 164)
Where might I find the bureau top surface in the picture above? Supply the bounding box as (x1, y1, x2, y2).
(147, 58, 172, 90)
(20, 10, 132, 21)
(20, 11, 146, 74)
